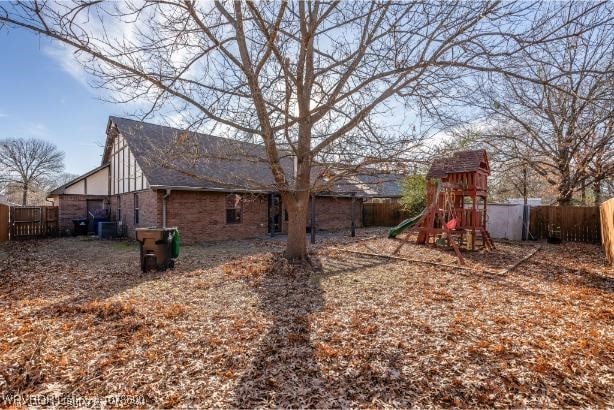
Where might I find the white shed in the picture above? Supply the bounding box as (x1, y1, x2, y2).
(487, 203, 525, 241)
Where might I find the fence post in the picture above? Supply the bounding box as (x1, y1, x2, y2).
(522, 204, 528, 241)
(0, 204, 8, 242)
(600, 198, 614, 265)
(41, 206, 47, 236)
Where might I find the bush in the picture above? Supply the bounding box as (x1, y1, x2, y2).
(400, 175, 427, 217)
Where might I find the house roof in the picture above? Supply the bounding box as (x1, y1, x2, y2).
(48, 164, 110, 195)
(103, 116, 403, 197)
(426, 149, 489, 179)
(106, 116, 295, 192)
(0, 194, 18, 206)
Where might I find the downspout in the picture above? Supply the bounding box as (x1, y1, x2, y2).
(162, 189, 171, 228)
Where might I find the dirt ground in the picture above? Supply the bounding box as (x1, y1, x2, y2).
(0, 229, 612, 408)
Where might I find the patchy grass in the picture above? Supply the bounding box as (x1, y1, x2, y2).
(109, 240, 139, 250)
(0, 232, 612, 407)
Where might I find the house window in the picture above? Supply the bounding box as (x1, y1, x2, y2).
(226, 194, 242, 224)
(117, 196, 122, 222)
(134, 193, 139, 225)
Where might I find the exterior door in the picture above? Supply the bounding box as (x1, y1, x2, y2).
(87, 199, 104, 217)
(268, 194, 282, 234)
(86, 199, 104, 233)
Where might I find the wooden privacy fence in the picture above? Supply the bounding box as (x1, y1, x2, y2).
(600, 198, 614, 265)
(0, 204, 8, 242)
(10, 206, 59, 239)
(363, 202, 410, 227)
(529, 205, 601, 243)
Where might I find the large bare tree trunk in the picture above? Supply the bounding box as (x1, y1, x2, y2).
(22, 183, 28, 206)
(557, 183, 573, 206)
(557, 160, 573, 206)
(283, 191, 309, 261)
(593, 179, 602, 206)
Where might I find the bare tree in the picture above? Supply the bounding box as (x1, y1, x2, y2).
(53, 172, 81, 188)
(1, 1, 610, 258)
(469, 7, 613, 205)
(0, 138, 65, 206)
(430, 126, 555, 203)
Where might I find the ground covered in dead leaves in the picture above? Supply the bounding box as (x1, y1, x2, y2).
(1, 230, 612, 407)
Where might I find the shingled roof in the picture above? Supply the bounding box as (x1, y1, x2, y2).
(426, 149, 489, 179)
(106, 116, 294, 192)
(103, 117, 404, 196)
(327, 172, 404, 197)
(0, 194, 18, 206)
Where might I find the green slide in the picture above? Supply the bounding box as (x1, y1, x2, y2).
(388, 210, 425, 238)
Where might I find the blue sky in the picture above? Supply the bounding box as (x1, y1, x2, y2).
(0, 28, 119, 175)
(0, 24, 446, 178)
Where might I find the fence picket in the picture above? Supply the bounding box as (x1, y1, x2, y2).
(362, 202, 410, 227)
(9, 206, 59, 239)
(529, 205, 600, 244)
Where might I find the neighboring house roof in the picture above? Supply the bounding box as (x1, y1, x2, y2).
(326, 172, 404, 197)
(0, 194, 19, 206)
(49, 164, 110, 195)
(426, 149, 490, 179)
(102, 116, 403, 197)
(351, 173, 404, 197)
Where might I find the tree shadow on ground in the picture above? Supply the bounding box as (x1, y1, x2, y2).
(231, 255, 326, 407)
(232, 252, 395, 407)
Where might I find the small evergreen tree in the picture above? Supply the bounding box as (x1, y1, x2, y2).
(400, 175, 427, 217)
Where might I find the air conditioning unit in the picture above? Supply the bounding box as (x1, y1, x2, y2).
(98, 221, 117, 239)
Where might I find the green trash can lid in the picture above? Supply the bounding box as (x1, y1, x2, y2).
(170, 228, 180, 258)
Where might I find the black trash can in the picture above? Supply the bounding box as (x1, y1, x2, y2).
(72, 218, 88, 236)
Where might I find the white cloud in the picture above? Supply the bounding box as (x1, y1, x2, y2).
(43, 43, 89, 87)
(0, 111, 7, 118)
(26, 123, 50, 137)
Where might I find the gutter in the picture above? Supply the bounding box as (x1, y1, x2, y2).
(162, 189, 171, 228)
(150, 185, 273, 194)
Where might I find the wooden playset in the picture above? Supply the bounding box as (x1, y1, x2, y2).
(389, 150, 495, 264)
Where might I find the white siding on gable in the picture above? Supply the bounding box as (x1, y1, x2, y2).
(87, 167, 109, 195)
(65, 180, 85, 195)
(123, 140, 129, 193)
(110, 132, 148, 194)
(61, 166, 109, 195)
(129, 150, 136, 192)
(136, 159, 144, 191)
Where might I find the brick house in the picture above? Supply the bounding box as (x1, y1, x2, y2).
(48, 116, 402, 244)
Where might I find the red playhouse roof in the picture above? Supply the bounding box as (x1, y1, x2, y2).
(426, 149, 489, 179)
